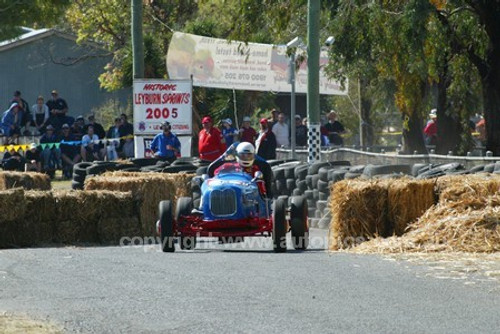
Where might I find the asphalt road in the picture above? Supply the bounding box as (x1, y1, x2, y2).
(1, 229, 499, 334)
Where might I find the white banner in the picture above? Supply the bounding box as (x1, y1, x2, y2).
(133, 79, 193, 135)
(166, 32, 347, 96)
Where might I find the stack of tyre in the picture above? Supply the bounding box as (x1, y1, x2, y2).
(71, 157, 209, 190)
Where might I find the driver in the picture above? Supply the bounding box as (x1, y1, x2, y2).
(208, 142, 273, 197)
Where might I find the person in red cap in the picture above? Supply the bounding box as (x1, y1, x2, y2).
(255, 118, 276, 160)
(198, 116, 226, 161)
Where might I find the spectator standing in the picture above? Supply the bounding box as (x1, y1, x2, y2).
(46, 90, 69, 131)
(71, 115, 85, 141)
(239, 116, 257, 144)
(255, 118, 277, 160)
(25, 143, 42, 172)
(150, 121, 181, 162)
(295, 114, 308, 147)
(476, 116, 486, 146)
(1, 102, 22, 141)
(423, 109, 438, 146)
(106, 117, 122, 160)
(119, 113, 134, 158)
(198, 116, 226, 162)
(324, 110, 345, 146)
(221, 118, 238, 147)
(31, 95, 50, 135)
(268, 108, 279, 129)
(272, 111, 289, 147)
(81, 125, 102, 162)
(40, 125, 62, 172)
(60, 123, 81, 178)
(11, 91, 31, 134)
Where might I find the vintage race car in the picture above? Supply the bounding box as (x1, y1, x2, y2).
(156, 163, 309, 252)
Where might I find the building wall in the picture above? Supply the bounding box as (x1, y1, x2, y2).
(0, 34, 131, 122)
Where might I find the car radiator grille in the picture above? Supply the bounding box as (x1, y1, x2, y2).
(210, 189, 237, 216)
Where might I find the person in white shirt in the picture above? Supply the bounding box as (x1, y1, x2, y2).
(81, 125, 102, 161)
(31, 95, 50, 134)
(272, 111, 289, 147)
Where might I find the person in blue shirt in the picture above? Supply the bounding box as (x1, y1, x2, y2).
(221, 118, 238, 147)
(150, 121, 181, 162)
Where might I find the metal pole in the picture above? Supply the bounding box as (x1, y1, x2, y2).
(290, 53, 296, 159)
(307, 0, 321, 163)
(131, 0, 144, 79)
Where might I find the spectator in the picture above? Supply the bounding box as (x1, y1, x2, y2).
(272, 111, 289, 147)
(198, 116, 226, 162)
(31, 95, 50, 135)
(25, 143, 42, 172)
(71, 115, 85, 141)
(295, 114, 308, 147)
(255, 118, 277, 160)
(268, 108, 279, 129)
(221, 118, 238, 147)
(423, 109, 438, 146)
(60, 123, 81, 178)
(476, 116, 486, 146)
(150, 121, 181, 163)
(1, 102, 22, 143)
(324, 110, 345, 146)
(83, 114, 106, 139)
(119, 113, 134, 158)
(11, 90, 31, 134)
(239, 116, 257, 144)
(40, 125, 62, 173)
(46, 90, 69, 131)
(105, 117, 122, 160)
(81, 125, 102, 162)
(1, 148, 25, 171)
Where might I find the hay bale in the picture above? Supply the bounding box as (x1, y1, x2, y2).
(21, 190, 57, 245)
(353, 195, 500, 253)
(387, 179, 436, 236)
(328, 180, 389, 250)
(0, 188, 27, 248)
(97, 217, 141, 244)
(437, 174, 500, 203)
(85, 176, 177, 236)
(0, 172, 50, 190)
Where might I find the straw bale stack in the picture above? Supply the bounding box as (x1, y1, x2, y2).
(0, 172, 50, 190)
(85, 175, 178, 236)
(0, 188, 27, 248)
(436, 174, 500, 203)
(353, 194, 500, 253)
(22, 190, 56, 245)
(328, 180, 389, 250)
(387, 178, 436, 236)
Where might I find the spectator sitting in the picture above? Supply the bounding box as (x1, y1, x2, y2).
(31, 95, 50, 135)
(71, 115, 85, 141)
(1, 102, 22, 144)
(255, 118, 277, 160)
(46, 89, 69, 131)
(60, 123, 81, 178)
(81, 125, 102, 162)
(239, 116, 257, 144)
(40, 125, 62, 173)
(324, 110, 345, 146)
(24, 143, 42, 172)
(1, 148, 25, 171)
(119, 113, 134, 158)
(272, 111, 289, 147)
(221, 118, 238, 147)
(105, 117, 122, 160)
(83, 114, 106, 139)
(295, 114, 308, 147)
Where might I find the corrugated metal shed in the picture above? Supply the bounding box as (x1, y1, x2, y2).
(0, 28, 130, 121)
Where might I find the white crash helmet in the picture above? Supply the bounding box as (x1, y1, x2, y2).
(236, 142, 255, 167)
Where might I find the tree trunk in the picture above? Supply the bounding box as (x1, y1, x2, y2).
(401, 112, 427, 154)
(435, 68, 463, 155)
(360, 77, 374, 147)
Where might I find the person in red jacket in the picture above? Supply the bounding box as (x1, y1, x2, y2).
(198, 116, 226, 161)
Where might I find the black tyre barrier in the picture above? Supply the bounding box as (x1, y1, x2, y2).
(445, 170, 470, 176)
(284, 166, 297, 179)
(292, 188, 302, 196)
(484, 163, 496, 173)
(305, 175, 313, 190)
(155, 160, 171, 168)
(286, 178, 296, 192)
(348, 165, 366, 174)
(71, 180, 84, 190)
(275, 179, 287, 195)
(73, 162, 93, 176)
(161, 165, 197, 173)
(328, 169, 348, 182)
(307, 162, 331, 175)
(313, 189, 319, 201)
(412, 163, 429, 176)
(294, 165, 309, 180)
(469, 164, 486, 173)
(130, 158, 159, 167)
(272, 167, 285, 180)
(318, 192, 329, 201)
(344, 172, 362, 180)
(171, 160, 195, 166)
(316, 200, 328, 212)
(304, 190, 314, 200)
(121, 166, 141, 172)
(86, 164, 109, 175)
(363, 164, 412, 178)
(317, 179, 329, 193)
(196, 166, 208, 175)
(307, 207, 316, 218)
(72, 172, 86, 184)
(297, 180, 308, 193)
(416, 170, 446, 179)
(311, 174, 321, 189)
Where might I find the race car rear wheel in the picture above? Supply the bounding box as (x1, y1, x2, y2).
(176, 197, 197, 250)
(159, 200, 175, 252)
(290, 196, 309, 250)
(272, 198, 287, 253)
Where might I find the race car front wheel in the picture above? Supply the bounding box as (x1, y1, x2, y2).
(159, 200, 175, 252)
(290, 196, 309, 250)
(272, 198, 287, 253)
